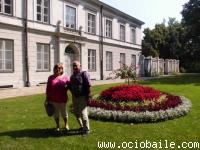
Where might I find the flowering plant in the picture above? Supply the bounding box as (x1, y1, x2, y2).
(100, 85, 161, 102)
(111, 64, 137, 84)
(88, 96, 191, 123)
(88, 85, 182, 112)
(88, 84, 191, 123)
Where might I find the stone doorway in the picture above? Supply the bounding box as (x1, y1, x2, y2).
(65, 43, 80, 76)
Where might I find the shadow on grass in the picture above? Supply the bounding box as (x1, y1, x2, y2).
(140, 74, 200, 86)
(0, 128, 86, 138)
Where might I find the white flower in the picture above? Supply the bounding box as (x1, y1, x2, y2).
(88, 96, 192, 123)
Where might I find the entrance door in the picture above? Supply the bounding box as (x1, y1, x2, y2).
(65, 43, 81, 76)
(65, 53, 73, 76)
(65, 53, 80, 76)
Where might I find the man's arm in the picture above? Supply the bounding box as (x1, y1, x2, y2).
(83, 71, 91, 100)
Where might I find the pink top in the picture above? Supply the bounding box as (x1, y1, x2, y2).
(46, 75, 70, 103)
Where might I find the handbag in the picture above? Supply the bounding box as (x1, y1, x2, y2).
(44, 100, 55, 117)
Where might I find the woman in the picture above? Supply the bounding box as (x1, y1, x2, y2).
(46, 63, 70, 131)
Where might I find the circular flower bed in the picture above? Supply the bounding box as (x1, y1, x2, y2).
(88, 85, 192, 123)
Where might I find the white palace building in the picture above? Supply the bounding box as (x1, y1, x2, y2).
(0, 0, 144, 88)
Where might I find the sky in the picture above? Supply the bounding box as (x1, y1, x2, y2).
(100, 0, 189, 30)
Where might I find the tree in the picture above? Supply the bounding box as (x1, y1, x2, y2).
(142, 0, 200, 73)
(142, 18, 184, 60)
(166, 18, 186, 60)
(142, 28, 159, 57)
(142, 24, 168, 58)
(112, 64, 137, 85)
(181, 0, 200, 72)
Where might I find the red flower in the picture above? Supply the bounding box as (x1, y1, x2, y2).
(100, 85, 161, 102)
(89, 84, 182, 112)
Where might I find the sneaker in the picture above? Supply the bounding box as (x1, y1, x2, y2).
(78, 127, 84, 131)
(82, 129, 90, 135)
(65, 125, 69, 131)
(55, 128, 60, 132)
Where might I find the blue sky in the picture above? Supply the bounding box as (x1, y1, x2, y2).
(100, 0, 189, 30)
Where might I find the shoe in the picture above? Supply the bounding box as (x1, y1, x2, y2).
(65, 125, 69, 131)
(78, 127, 84, 131)
(82, 129, 90, 135)
(55, 128, 60, 132)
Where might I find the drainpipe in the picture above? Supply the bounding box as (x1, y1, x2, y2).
(99, 5, 104, 80)
(24, 0, 30, 87)
(57, 20, 61, 63)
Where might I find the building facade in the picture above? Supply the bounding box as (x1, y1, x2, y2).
(0, 0, 144, 88)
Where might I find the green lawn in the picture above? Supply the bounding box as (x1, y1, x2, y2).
(0, 74, 200, 150)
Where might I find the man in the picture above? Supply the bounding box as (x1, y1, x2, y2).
(70, 61, 91, 134)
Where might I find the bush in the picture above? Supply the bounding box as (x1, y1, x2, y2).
(112, 64, 137, 84)
(182, 61, 200, 73)
(180, 67, 186, 73)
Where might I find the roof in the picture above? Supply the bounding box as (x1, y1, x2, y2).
(96, 0, 145, 26)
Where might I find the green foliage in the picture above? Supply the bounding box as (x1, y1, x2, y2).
(179, 67, 186, 73)
(181, 0, 200, 72)
(112, 64, 137, 84)
(142, 18, 185, 60)
(0, 74, 200, 150)
(142, 0, 200, 73)
(184, 61, 200, 73)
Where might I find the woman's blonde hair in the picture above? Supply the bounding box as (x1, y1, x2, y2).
(53, 63, 64, 75)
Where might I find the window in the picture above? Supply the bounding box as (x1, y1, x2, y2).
(0, 0, 1, 13)
(36, 0, 50, 23)
(0, 39, 14, 72)
(120, 53, 125, 68)
(88, 49, 96, 71)
(120, 24, 125, 41)
(0, 0, 13, 15)
(131, 54, 136, 68)
(131, 28, 136, 44)
(106, 51, 112, 71)
(88, 13, 96, 34)
(37, 43, 50, 71)
(66, 5, 76, 29)
(105, 19, 112, 38)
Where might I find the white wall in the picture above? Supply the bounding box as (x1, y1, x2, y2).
(0, 27, 24, 88)
(27, 32, 56, 86)
(82, 42, 100, 80)
(103, 44, 140, 79)
(0, 0, 143, 87)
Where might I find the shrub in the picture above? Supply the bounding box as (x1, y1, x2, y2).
(112, 64, 137, 84)
(180, 67, 186, 73)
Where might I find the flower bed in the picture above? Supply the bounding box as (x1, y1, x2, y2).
(100, 85, 161, 102)
(88, 85, 192, 123)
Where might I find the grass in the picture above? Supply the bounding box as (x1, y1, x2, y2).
(0, 74, 200, 150)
